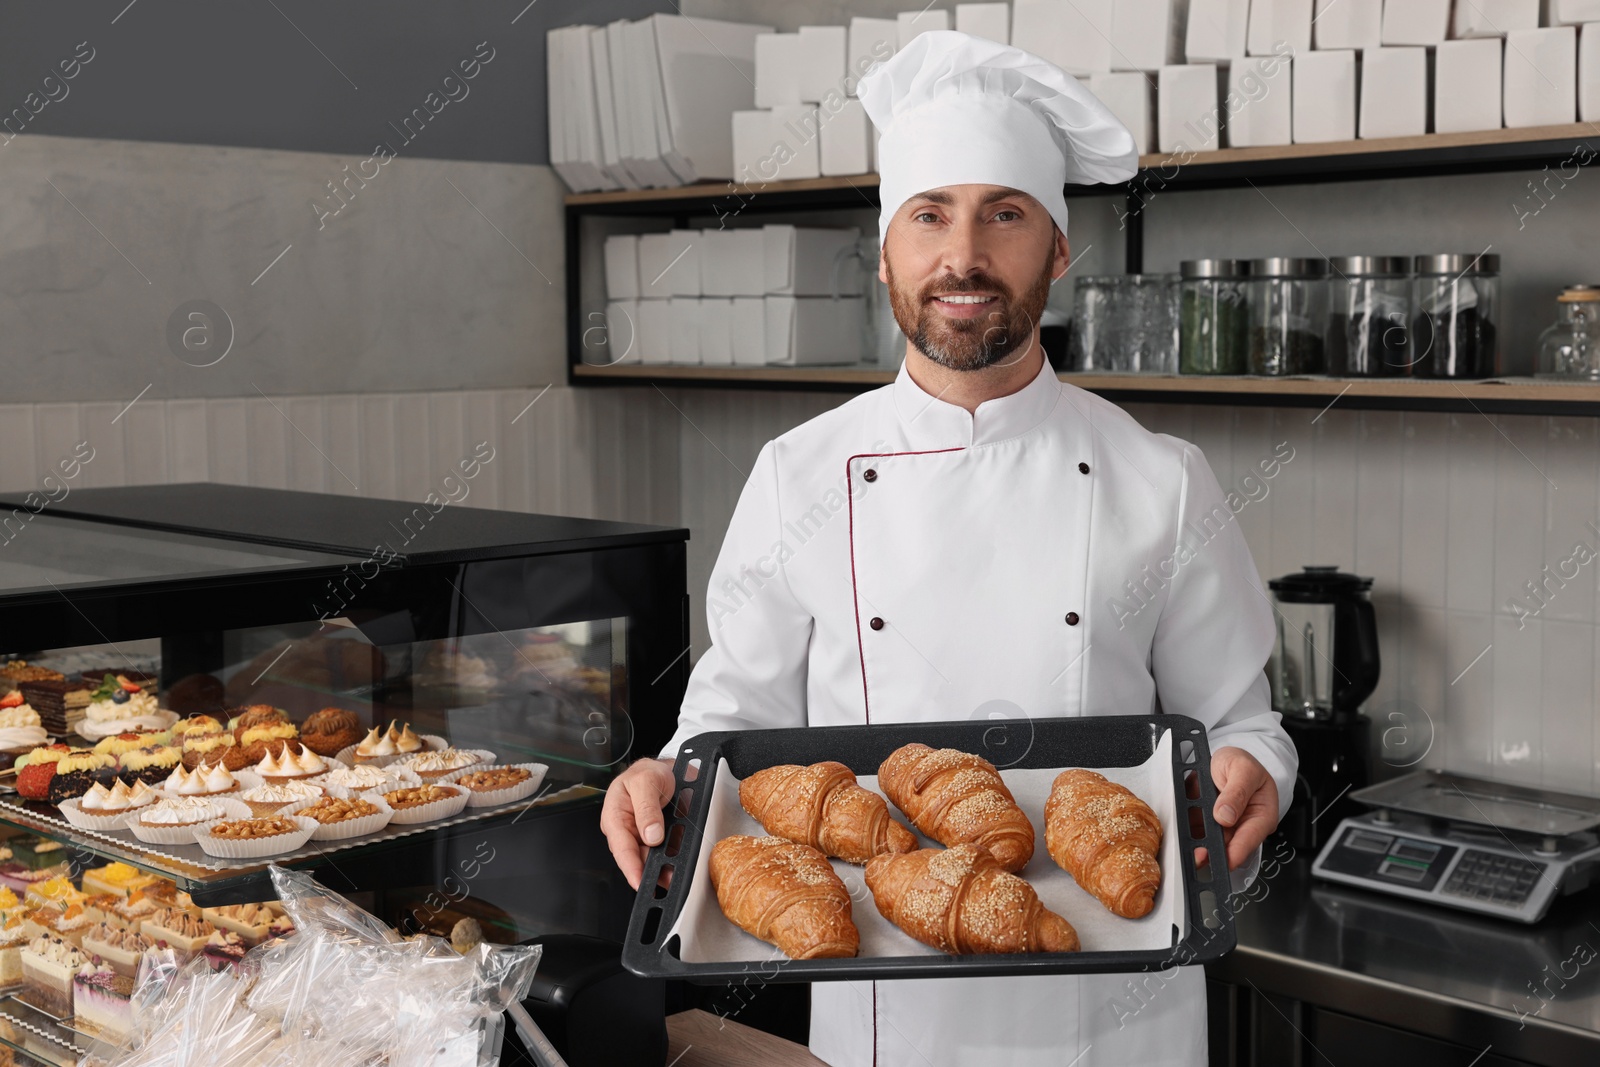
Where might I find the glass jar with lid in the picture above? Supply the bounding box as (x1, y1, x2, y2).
(1070, 274, 1182, 373)
(1246, 257, 1328, 376)
(1536, 285, 1600, 379)
(1325, 256, 1413, 377)
(1178, 259, 1249, 375)
(1412, 253, 1499, 378)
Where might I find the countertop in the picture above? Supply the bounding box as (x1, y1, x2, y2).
(666, 1008, 825, 1066)
(1207, 854, 1600, 1064)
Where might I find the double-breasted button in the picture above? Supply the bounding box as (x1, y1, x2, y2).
(869, 616, 885, 630)
(1078, 462, 1090, 475)
(863, 468, 878, 482)
(1065, 611, 1080, 626)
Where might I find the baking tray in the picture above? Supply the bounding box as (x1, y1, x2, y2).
(623, 715, 1235, 983)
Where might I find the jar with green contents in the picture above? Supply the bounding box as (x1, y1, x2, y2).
(1179, 259, 1249, 374)
(1247, 257, 1328, 376)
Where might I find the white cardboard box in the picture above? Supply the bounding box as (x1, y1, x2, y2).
(1224, 51, 1294, 147)
(700, 229, 762, 298)
(730, 297, 767, 364)
(667, 229, 701, 296)
(1293, 50, 1357, 143)
(1582, 24, 1600, 121)
(732, 109, 773, 184)
(820, 97, 872, 175)
(636, 232, 693, 299)
(755, 33, 802, 108)
(1248, 0, 1312, 56)
(1435, 39, 1504, 133)
(764, 296, 867, 365)
(798, 25, 847, 104)
(1359, 48, 1428, 138)
(699, 298, 734, 365)
(603, 234, 640, 301)
(1158, 64, 1222, 153)
(956, 3, 1011, 43)
(636, 298, 673, 364)
(1089, 72, 1155, 153)
(1504, 27, 1577, 127)
(768, 106, 822, 180)
(1313, 0, 1381, 50)
(898, 8, 950, 47)
(1186, 0, 1250, 63)
(847, 17, 899, 96)
(1014, 0, 1115, 75)
(1380, 0, 1450, 45)
(1552, 0, 1600, 24)
(1111, 0, 1184, 71)
(603, 300, 640, 364)
(1453, 0, 1538, 37)
(669, 297, 701, 363)
(650, 14, 773, 184)
(763, 225, 864, 296)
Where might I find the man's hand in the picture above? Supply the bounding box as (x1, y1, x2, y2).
(1210, 747, 1279, 870)
(600, 758, 677, 890)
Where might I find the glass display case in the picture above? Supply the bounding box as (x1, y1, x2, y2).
(0, 484, 688, 1064)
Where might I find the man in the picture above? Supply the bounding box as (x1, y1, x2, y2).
(601, 31, 1296, 1067)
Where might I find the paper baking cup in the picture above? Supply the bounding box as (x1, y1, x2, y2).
(306, 795, 394, 841)
(129, 798, 252, 845)
(57, 799, 132, 832)
(334, 734, 448, 769)
(194, 814, 319, 859)
(455, 763, 548, 808)
(364, 784, 470, 825)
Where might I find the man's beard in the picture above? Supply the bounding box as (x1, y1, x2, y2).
(885, 247, 1053, 371)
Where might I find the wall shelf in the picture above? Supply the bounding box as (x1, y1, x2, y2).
(574, 362, 1600, 415)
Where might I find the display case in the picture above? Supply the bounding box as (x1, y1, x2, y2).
(0, 483, 688, 1064)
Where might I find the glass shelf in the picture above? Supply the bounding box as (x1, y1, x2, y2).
(0, 991, 123, 1066)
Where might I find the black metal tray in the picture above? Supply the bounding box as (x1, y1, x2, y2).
(622, 715, 1236, 983)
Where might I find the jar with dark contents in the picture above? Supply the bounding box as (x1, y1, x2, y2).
(1326, 257, 1413, 376)
(1411, 253, 1499, 378)
(1178, 259, 1249, 374)
(1246, 258, 1328, 376)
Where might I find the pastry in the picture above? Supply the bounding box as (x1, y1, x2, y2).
(456, 767, 533, 792)
(708, 835, 858, 960)
(80, 779, 159, 814)
(1044, 769, 1163, 919)
(254, 745, 326, 781)
(0, 925, 25, 985)
(877, 744, 1036, 873)
(298, 796, 380, 824)
(208, 815, 303, 840)
(299, 707, 363, 756)
(266, 912, 295, 941)
(161, 763, 240, 796)
(181, 730, 249, 771)
(140, 908, 213, 959)
(238, 779, 321, 817)
(138, 796, 228, 829)
(0, 862, 69, 896)
(313, 763, 398, 792)
(235, 720, 300, 764)
(200, 903, 279, 947)
(0, 888, 26, 927)
(82, 681, 163, 728)
(25, 875, 86, 911)
(394, 748, 482, 780)
(171, 715, 223, 740)
(82, 895, 122, 925)
(14, 745, 71, 800)
(865, 844, 1079, 955)
(0, 661, 64, 690)
(107, 892, 166, 932)
(381, 785, 458, 810)
(394, 722, 425, 753)
(93, 732, 150, 760)
(82, 863, 159, 901)
(80, 923, 152, 978)
(116, 744, 182, 786)
(72, 959, 135, 1040)
(352, 726, 397, 764)
(45, 749, 117, 803)
(230, 705, 289, 733)
(18, 678, 94, 735)
(19, 934, 83, 1016)
(77, 668, 158, 694)
(35, 904, 94, 949)
(740, 762, 917, 865)
(201, 929, 249, 971)
(0, 701, 46, 754)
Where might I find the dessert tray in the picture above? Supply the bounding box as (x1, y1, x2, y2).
(624, 715, 1236, 983)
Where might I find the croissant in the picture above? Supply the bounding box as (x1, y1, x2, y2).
(740, 762, 918, 864)
(1044, 769, 1163, 919)
(865, 844, 1078, 955)
(877, 744, 1035, 872)
(709, 835, 860, 960)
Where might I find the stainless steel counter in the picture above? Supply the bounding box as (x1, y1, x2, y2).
(1206, 853, 1600, 1065)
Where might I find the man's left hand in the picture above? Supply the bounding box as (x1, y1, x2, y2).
(1210, 747, 1279, 870)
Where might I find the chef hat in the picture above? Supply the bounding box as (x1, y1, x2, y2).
(856, 30, 1139, 247)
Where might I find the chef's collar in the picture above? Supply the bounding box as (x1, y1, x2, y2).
(891, 355, 1060, 450)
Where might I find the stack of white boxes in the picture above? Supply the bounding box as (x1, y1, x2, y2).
(604, 227, 866, 366)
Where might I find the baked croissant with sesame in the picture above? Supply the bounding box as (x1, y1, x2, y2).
(865, 844, 1078, 955)
(739, 762, 918, 864)
(710, 835, 859, 960)
(1044, 769, 1163, 919)
(877, 744, 1035, 872)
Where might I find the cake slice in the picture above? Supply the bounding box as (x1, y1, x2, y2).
(19, 935, 84, 1017)
(0, 925, 26, 985)
(200, 929, 248, 971)
(0, 860, 69, 896)
(35, 904, 94, 949)
(71, 959, 134, 1041)
(139, 908, 213, 960)
(200, 903, 278, 947)
(82, 862, 160, 900)
(24, 874, 85, 911)
(80, 922, 153, 979)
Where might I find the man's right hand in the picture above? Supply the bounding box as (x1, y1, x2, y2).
(600, 757, 677, 890)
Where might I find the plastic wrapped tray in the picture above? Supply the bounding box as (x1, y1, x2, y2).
(623, 714, 1235, 983)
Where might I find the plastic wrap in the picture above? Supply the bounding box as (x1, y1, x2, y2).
(103, 866, 542, 1067)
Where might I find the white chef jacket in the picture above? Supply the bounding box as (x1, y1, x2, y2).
(660, 354, 1297, 1067)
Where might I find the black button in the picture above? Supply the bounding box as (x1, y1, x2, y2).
(1065, 612, 1080, 625)
(1078, 462, 1090, 475)
(869, 617, 884, 630)
(863, 468, 877, 482)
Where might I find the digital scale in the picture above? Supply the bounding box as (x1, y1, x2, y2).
(1312, 770, 1600, 923)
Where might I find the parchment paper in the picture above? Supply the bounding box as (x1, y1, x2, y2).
(666, 732, 1184, 964)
